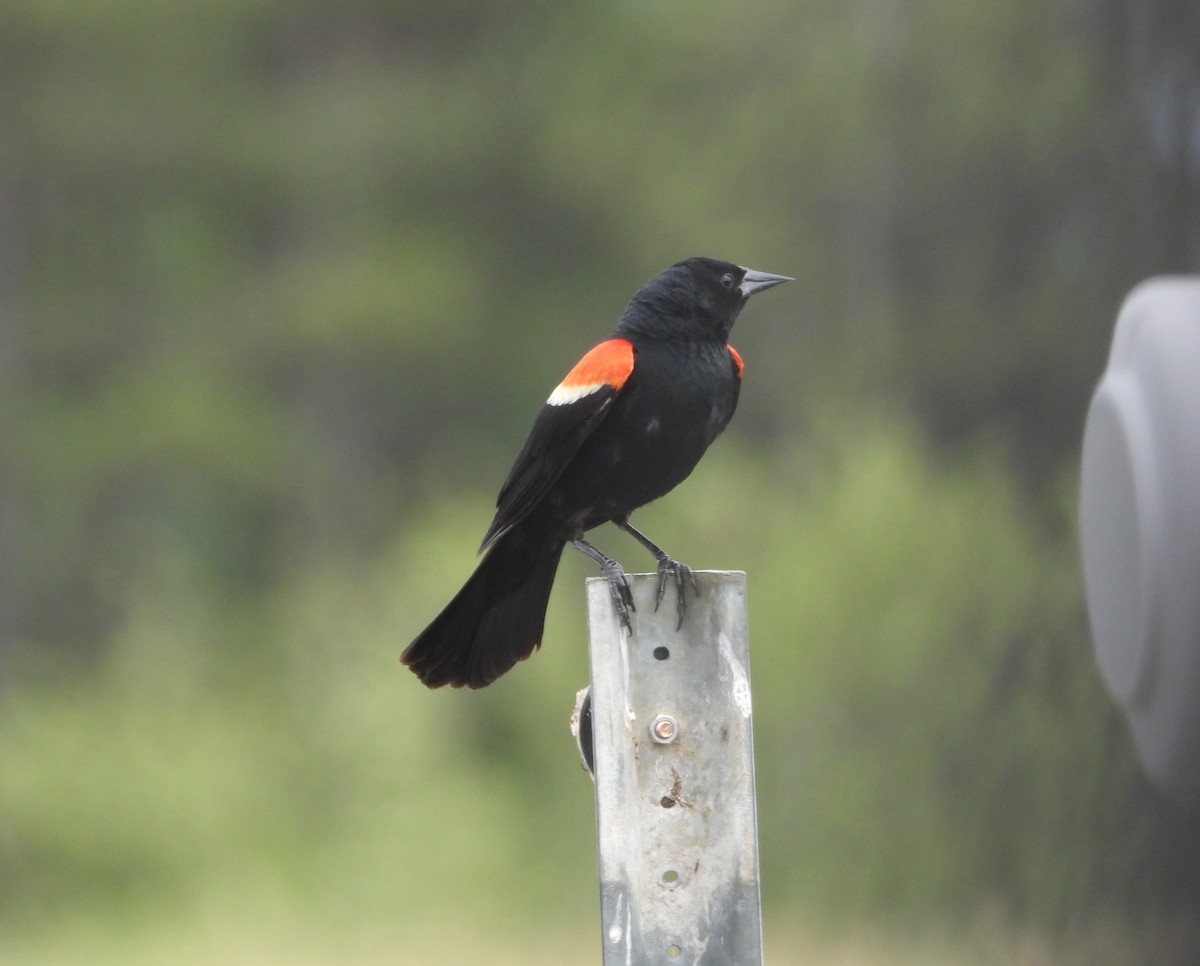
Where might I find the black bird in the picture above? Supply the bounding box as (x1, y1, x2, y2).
(402, 257, 791, 688)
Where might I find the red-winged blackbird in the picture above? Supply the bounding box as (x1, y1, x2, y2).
(402, 257, 791, 689)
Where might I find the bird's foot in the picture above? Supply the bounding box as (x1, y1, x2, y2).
(654, 556, 700, 630)
(600, 558, 635, 631)
(571, 538, 635, 631)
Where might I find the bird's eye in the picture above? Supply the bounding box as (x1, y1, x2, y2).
(720, 273, 735, 290)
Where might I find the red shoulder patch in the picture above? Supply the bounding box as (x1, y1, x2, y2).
(548, 338, 634, 405)
(727, 344, 744, 379)
(561, 338, 634, 388)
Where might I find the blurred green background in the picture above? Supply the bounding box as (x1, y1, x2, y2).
(2, 0, 1199, 962)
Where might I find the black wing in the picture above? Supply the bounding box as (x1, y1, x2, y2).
(479, 338, 635, 550)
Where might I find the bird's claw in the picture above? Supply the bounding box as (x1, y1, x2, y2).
(600, 558, 635, 631)
(653, 557, 700, 630)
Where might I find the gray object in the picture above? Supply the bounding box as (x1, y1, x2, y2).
(584, 571, 762, 965)
(1080, 277, 1200, 799)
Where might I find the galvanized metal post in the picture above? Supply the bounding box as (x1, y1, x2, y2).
(584, 570, 762, 966)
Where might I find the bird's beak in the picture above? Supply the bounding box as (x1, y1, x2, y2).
(738, 267, 794, 298)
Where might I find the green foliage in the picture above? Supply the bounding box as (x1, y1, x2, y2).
(750, 427, 1131, 925)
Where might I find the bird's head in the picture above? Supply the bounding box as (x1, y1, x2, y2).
(620, 257, 792, 341)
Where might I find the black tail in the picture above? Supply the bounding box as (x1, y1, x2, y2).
(402, 527, 565, 689)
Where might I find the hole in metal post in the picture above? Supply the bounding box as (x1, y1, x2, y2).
(662, 869, 679, 884)
(660, 796, 676, 808)
(653, 646, 670, 661)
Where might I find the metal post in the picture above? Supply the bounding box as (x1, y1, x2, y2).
(584, 570, 762, 966)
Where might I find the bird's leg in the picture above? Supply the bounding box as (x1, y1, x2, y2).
(570, 538, 634, 631)
(615, 518, 699, 630)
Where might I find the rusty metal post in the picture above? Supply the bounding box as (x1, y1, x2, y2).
(582, 570, 762, 965)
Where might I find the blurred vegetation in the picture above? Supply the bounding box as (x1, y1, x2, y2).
(2, 0, 1200, 961)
